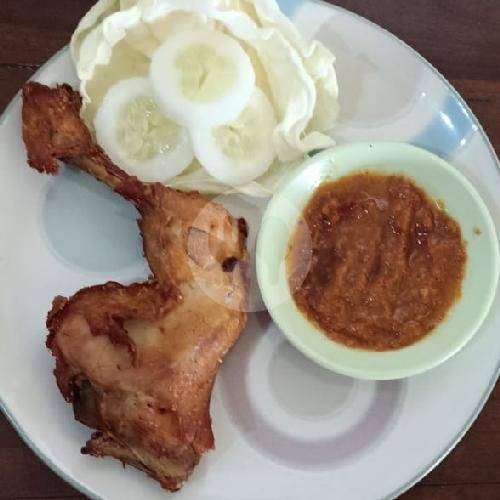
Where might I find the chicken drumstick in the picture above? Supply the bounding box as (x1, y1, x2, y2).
(22, 82, 249, 491)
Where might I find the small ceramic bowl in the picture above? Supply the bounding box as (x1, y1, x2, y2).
(256, 142, 499, 380)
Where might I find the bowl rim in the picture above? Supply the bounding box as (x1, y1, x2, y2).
(256, 142, 500, 380)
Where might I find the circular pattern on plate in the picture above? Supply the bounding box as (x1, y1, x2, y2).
(41, 166, 143, 273)
(269, 342, 355, 418)
(219, 313, 405, 470)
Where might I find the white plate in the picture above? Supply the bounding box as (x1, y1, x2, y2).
(0, 1, 499, 499)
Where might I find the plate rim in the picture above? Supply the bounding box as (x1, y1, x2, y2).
(0, 2, 498, 498)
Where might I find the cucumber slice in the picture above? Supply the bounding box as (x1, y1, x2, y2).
(94, 77, 193, 182)
(150, 29, 255, 128)
(192, 88, 277, 186)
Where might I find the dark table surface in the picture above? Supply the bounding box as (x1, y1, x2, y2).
(0, 1, 499, 499)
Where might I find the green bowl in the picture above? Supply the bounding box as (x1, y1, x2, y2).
(256, 142, 499, 380)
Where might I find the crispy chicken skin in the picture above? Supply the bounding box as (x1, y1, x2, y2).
(22, 82, 249, 491)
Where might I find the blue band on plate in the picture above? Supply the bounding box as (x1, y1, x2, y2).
(278, 0, 305, 18)
(411, 93, 477, 158)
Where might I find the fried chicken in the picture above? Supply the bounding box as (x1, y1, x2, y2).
(22, 82, 249, 491)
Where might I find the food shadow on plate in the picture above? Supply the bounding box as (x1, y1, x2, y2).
(219, 312, 406, 470)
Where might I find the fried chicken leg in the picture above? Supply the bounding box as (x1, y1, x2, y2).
(22, 82, 248, 491)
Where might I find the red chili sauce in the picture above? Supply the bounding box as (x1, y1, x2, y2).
(287, 173, 466, 351)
